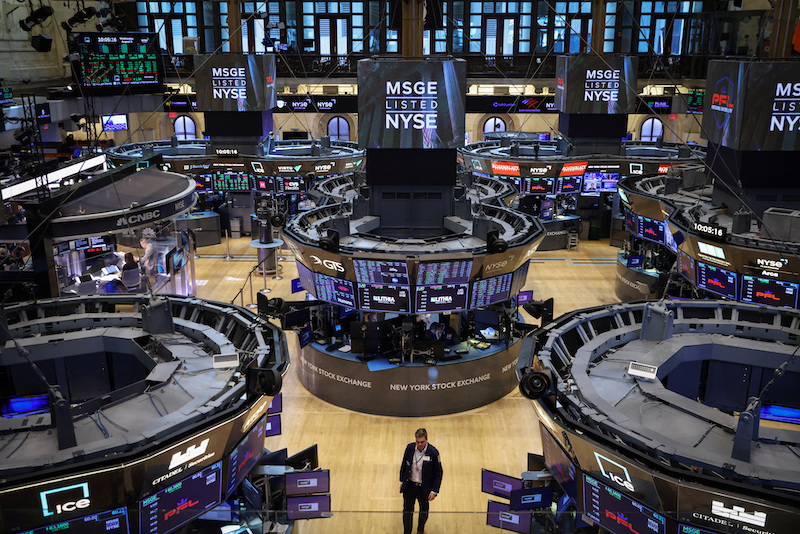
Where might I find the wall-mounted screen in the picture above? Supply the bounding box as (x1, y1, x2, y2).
(286, 494, 331, 520)
(358, 283, 411, 313)
(353, 259, 410, 285)
(740, 275, 799, 309)
(415, 283, 469, 313)
(541, 425, 578, 500)
(637, 215, 665, 244)
(523, 176, 555, 195)
(696, 261, 738, 300)
(212, 171, 251, 192)
(469, 273, 513, 308)
(139, 461, 223, 534)
(416, 260, 473, 285)
(101, 114, 128, 132)
(314, 273, 356, 308)
(481, 469, 524, 499)
(74, 32, 163, 94)
(296, 262, 316, 295)
(285, 470, 331, 496)
(486, 500, 531, 534)
(582, 473, 667, 534)
(225, 415, 267, 496)
(24, 508, 130, 534)
(556, 176, 581, 194)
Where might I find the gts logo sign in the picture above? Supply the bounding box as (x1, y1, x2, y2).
(311, 255, 345, 272)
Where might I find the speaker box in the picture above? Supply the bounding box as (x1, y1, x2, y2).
(246, 367, 282, 396)
(31, 34, 52, 52)
(319, 229, 339, 252)
(486, 230, 508, 254)
(519, 369, 555, 400)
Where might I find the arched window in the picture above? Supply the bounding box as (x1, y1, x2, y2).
(483, 117, 506, 139)
(174, 116, 196, 140)
(327, 116, 350, 141)
(640, 117, 663, 142)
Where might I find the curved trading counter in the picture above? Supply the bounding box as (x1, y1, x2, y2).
(298, 339, 521, 416)
(614, 251, 661, 301)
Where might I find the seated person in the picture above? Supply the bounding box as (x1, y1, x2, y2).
(426, 322, 460, 346)
(122, 252, 139, 271)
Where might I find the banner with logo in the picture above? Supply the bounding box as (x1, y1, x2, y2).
(195, 54, 277, 112)
(357, 59, 467, 149)
(555, 55, 639, 115)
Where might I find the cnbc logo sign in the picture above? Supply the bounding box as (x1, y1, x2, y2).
(40, 482, 91, 517)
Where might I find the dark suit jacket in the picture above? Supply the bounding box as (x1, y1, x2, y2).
(425, 326, 460, 346)
(399, 443, 443, 496)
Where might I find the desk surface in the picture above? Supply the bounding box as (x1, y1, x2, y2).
(310, 338, 512, 367)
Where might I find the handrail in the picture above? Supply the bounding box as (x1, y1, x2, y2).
(231, 255, 272, 308)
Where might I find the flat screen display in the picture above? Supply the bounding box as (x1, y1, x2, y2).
(637, 215, 665, 244)
(254, 175, 277, 193)
(280, 176, 306, 193)
(509, 487, 553, 510)
(678, 250, 696, 284)
(365, 148, 457, 186)
(225, 415, 266, 496)
(469, 273, 513, 309)
(286, 494, 331, 520)
(541, 425, 578, 500)
(296, 262, 316, 295)
(101, 114, 128, 131)
(285, 470, 331, 496)
(687, 89, 704, 114)
(696, 261, 738, 300)
(481, 469, 524, 499)
(313, 273, 356, 308)
(486, 500, 531, 534)
(0, 86, 13, 106)
(582, 473, 667, 534)
(516, 290, 533, 304)
(266, 414, 281, 437)
(195, 54, 277, 112)
(291, 278, 304, 293)
(510, 261, 529, 295)
(416, 260, 473, 285)
(56, 241, 72, 255)
(353, 259, 410, 285)
(523, 177, 555, 195)
(74, 32, 163, 94)
(36, 102, 51, 124)
(740, 275, 799, 308)
(582, 171, 620, 194)
(212, 171, 251, 192)
(556, 176, 581, 194)
(74, 237, 90, 250)
(358, 283, 411, 313)
(268, 392, 282, 413)
(24, 508, 130, 534)
(414, 284, 469, 313)
(139, 461, 223, 534)
(298, 325, 314, 348)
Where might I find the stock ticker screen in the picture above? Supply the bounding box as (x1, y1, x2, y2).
(637, 215, 665, 244)
(212, 171, 251, 192)
(740, 275, 799, 309)
(696, 261, 738, 300)
(75, 33, 162, 93)
(415, 284, 469, 313)
(469, 273, 513, 309)
(139, 461, 223, 534)
(522, 177, 555, 195)
(26, 508, 130, 534)
(556, 176, 581, 194)
(353, 259, 410, 285)
(314, 273, 356, 308)
(416, 260, 473, 285)
(358, 283, 411, 313)
(582, 474, 667, 534)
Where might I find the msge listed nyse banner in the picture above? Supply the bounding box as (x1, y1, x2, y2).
(195, 55, 277, 112)
(357, 59, 467, 149)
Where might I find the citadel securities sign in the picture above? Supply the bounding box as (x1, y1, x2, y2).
(703, 60, 800, 151)
(357, 59, 467, 149)
(195, 54, 277, 112)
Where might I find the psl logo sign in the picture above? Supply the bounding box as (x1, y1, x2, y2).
(711, 501, 767, 528)
(593, 452, 635, 492)
(40, 483, 90, 517)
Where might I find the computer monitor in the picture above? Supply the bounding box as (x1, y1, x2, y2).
(261, 448, 288, 465)
(509, 487, 553, 510)
(226, 414, 267, 496)
(298, 324, 314, 348)
(486, 500, 531, 534)
(285, 469, 331, 496)
(286, 494, 331, 520)
(268, 393, 282, 414)
(285, 444, 319, 471)
(283, 308, 311, 329)
(481, 469, 524, 499)
(266, 414, 281, 437)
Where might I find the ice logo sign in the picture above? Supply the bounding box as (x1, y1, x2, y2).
(593, 452, 635, 492)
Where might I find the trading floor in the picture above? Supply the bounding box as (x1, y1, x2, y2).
(180, 237, 620, 533)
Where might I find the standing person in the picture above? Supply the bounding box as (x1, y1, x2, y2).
(400, 428, 443, 534)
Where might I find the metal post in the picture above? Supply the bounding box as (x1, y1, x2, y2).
(224, 230, 233, 260)
(248, 273, 254, 306)
(262, 258, 270, 293)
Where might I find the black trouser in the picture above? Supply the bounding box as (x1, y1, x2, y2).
(403, 482, 429, 534)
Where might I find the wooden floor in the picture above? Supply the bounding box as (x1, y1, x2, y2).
(187, 237, 621, 533)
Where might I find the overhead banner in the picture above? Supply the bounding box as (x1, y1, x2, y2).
(703, 60, 800, 151)
(555, 55, 639, 114)
(195, 54, 277, 112)
(357, 59, 467, 149)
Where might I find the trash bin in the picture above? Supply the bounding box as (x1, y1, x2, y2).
(230, 218, 242, 239)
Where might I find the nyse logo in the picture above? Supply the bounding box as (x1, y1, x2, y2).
(593, 452, 635, 492)
(757, 258, 784, 270)
(169, 438, 210, 470)
(175, 199, 186, 211)
(40, 483, 91, 517)
(711, 501, 767, 528)
(311, 255, 345, 272)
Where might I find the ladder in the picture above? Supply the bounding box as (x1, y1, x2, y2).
(567, 232, 579, 251)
